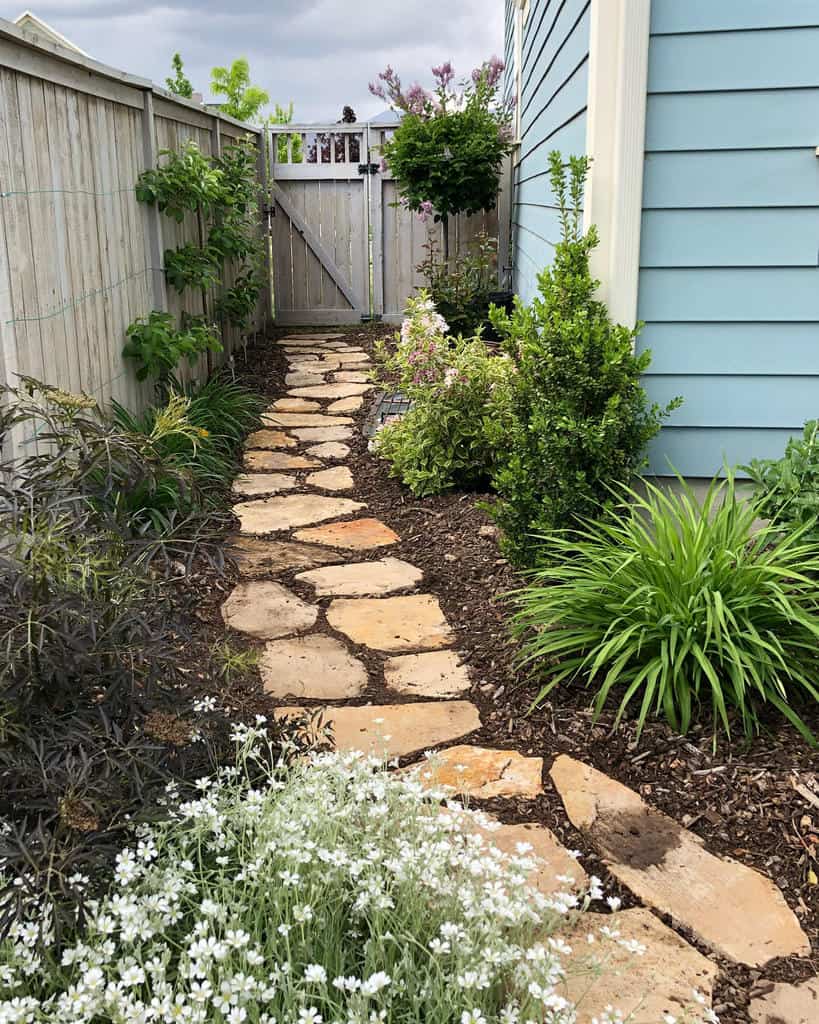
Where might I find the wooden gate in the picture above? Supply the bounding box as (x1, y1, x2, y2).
(268, 123, 504, 325)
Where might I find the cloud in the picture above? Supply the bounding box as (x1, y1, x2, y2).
(16, 0, 505, 122)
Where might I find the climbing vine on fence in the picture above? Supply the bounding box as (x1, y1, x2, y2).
(131, 137, 264, 380)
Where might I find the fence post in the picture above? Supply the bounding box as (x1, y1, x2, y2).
(496, 153, 513, 290)
(257, 127, 273, 329)
(140, 90, 167, 313)
(367, 123, 384, 319)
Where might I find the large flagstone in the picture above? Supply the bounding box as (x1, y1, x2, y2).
(291, 426, 354, 442)
(232, 473, 297, 497)
(245, 429, 296, 450)
(326, 594, 453, 652)
(749, 977, 819, 1024)
(384, 650, 469, 697)
(243, 451, 320, 471)
(260, 635, 368, 700)
(550, 755, 810, 966)
(415, 744, 544, 798)
(305, 441, 351, 460)
(476, 818, 588, 894)
(221, 581, 317, 639)
(276, 700, 481, 759)
(306, 466, 355, 491)
(296, 557, 422, 597)
(233, 494, 366, 534)
(293, 517, 399, 549)
(288, 383, 373, 400)
(263, 412, 354, 428)
(227, 536, 345, 577)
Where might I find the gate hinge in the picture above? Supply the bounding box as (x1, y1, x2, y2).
(358, 162, 380, 176)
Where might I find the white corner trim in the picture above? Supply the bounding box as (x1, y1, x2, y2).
(583, 0, 651, 328)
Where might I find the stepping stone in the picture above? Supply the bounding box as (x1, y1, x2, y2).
(278, 333, 344, 341)
(263, 412, 354, 428)
(276, 700, 481, 758)
(289, 361, 342, 374)
(244, 451, 320, 472)
(232, 473, 297, 497)
(221, 581, 317, 639)
(294, 517, 399, 550)
(227, 536, 345, 577)
(326, 594, 453, 652)
(333, 371, 371, 383)
(384, 650, 469, 697)
(306, 466, 354, 491)
(246, 429, 296, 450)
(477, 818, 588, 894)
(416, 744, 544, 798)
(260, 635, 368, 700)
(327, 397, 363, 414)
(550, 755, 810, 967)
(271, 398, 322, 412)
(333, 351, 370, 363)
(561, 908, 717, 1024)
(288, 383, 373, 399)
(305, 441, 351, 460)
(291, 426, 353, 442)
(296, 557, 422, 597)
(286, 373, 326, 387)
(233, 494, 366, 534)
(750, 977, 819, 1024)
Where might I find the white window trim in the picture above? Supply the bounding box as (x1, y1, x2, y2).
(583, 0, 651, 328)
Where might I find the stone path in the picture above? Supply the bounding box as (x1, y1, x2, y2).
(225, 332, 814, 1024)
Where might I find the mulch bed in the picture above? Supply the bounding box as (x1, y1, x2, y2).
(236, 323, 819, 1024)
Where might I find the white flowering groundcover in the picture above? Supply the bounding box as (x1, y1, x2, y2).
(1, 728, 715, 1024)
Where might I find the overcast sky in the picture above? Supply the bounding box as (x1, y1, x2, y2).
(10, 0, 505, 122)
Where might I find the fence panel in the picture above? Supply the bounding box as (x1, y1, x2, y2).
(0, 17, 265, 457)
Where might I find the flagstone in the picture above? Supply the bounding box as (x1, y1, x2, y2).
(306, 466, 355, 491)
(285, 373, 327, 387)
(749, 977, 819, 1024)
(243, 451, 319, 471)
(289, 360, 342, 373)
(305, 441, 351, 460)
(278, 333, 345, 342)
(232, 473, 297, 497)
(296, 557, 422, 597)
(326, 594, 453, 652)
(333, 351, 370, 362)
(288, 383, 374, 399)
(477, 818, 588, 894)
(233, 494, 366, 534)
(221, 581, 318, 639)
(416, 744, 544, 798)
(227, 536, 345, 577)
(260, 635, 368, 700)
(293, 517, 399, 549)
(263, 412, 354, 428)
(384, 650, 470, 697)
(327, 397, 363, 414)
(550, 755, 810, 966)
(271, 398, 322, 412)
(276, 701, 481, 759)
(332, 371, 371, 384)
(561, 908, 717, 1024)
(245, 429, 296, 450)
(291, 426, 354, 442)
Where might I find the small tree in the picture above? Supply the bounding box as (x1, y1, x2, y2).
(269, 102, 303, 163)
(211, 58, 269, 123)
(166, 52, 194, 98)
(487, 153, 681, 565)
(369, 59, 513, 259)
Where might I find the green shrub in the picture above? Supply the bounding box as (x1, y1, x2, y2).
(416, 232, 498, 337)
(136, 140, 225, 221)
(512, 473, 819, 745)
(372, 292, 514, 495)
(0, 736, 644, 1024)
(489, 153, 678, 566)
(744, 420, 819, 541)
(123, 311, 223, 382)
(164, 244, 221, 293)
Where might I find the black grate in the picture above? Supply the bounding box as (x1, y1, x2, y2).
(363, 391, 413, 437)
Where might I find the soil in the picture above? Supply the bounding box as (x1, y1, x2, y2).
(236, 323, 819, 1024)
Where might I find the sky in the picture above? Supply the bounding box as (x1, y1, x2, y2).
(9, 0, 506, 123)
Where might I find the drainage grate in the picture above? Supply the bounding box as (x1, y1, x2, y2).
(363, 391, 413, 437)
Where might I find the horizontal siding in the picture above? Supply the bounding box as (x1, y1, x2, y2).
(639, 5, 819, 476)
(509, 0, 590, 304)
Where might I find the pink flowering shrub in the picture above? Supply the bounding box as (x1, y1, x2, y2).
(368, 59, 513, 252)
(372, 293, 515, 496)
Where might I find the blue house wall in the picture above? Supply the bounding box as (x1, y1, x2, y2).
(507, 0, 591, 305)
(637, 0, 819, 476)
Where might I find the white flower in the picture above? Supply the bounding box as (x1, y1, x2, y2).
(304, 965, 327, 984)
(360, 971, 391, 996)
(120, 964, 146, 987)
(298, 1008, 322, 1024)
(462, 1011, 486, 1024)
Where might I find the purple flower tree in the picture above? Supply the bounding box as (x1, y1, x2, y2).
(368, 59, 514, 259)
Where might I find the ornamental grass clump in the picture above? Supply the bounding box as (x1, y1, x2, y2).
(512, 474, 819, 746)
(0, 732, 718, 1024)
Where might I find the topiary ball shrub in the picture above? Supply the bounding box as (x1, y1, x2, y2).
(512, 473, 819, 746)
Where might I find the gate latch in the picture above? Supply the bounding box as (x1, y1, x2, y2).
(358, 162, 380, 175)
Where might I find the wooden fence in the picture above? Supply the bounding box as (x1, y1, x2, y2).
(269, 123, 510, 324)
(0, 18, 266, 456)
